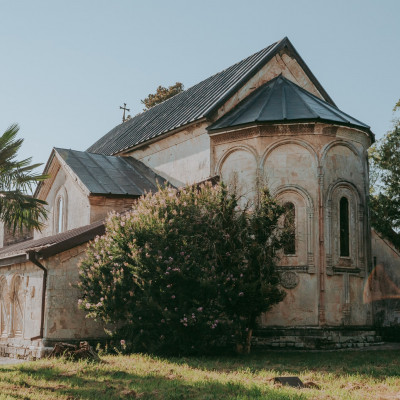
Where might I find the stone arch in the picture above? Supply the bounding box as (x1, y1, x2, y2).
(325, 180, 365, 276)
(215, 144, 259, 176)
(261, 139, 318, 193)
(53, 185, 68, 234)
(273, 185, 315, 273)
(260, 138, 318, 169)
(0, 276, 9, 337)
(216, 145, 258, 207)
(320, 140, 361, 165)
(10, 274, 24, 337)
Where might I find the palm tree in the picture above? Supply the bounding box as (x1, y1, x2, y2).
(0, 124, 48, 232)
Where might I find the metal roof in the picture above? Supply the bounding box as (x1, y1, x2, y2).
(208, 75, 373, 138)
(55, 148, 167, 196)
(87, 37, 335, 155)
(0, 219, 105, 262)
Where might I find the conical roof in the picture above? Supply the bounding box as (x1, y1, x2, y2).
(208, 75, 372, 138)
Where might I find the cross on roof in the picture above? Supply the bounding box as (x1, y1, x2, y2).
(119, 103, 130, 123)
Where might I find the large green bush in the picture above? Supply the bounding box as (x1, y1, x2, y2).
(78, 183, 286, 355)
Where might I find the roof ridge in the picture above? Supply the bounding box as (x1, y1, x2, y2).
(256, 76, 281, 121)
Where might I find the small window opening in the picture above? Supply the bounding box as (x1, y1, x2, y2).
(56, 197, 63, 234)
(283, 202, 296, 255)
(340, 197, 350, 257)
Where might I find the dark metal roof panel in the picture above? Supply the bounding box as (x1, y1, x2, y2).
(0, 219, 105, 260)
(87, 40, 283, 155)
(208, 76, 372, 136)
(55, 148, 167, 196)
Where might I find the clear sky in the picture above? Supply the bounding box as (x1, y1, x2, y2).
(0, 0, 399, 167)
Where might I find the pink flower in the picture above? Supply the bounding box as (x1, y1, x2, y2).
(239, 292, 244, 297)
(171, 295, 176, 299)
(85, 303, 91, 309)
(197, 307, 203, 312)
(120, 339, 126, 346)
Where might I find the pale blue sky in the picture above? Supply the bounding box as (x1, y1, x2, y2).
(0, 0, 399, 167)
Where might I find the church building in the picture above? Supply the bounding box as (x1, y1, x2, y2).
(0, 37, 397, 358)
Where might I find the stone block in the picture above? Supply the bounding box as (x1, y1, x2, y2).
(295, 342, 304, 348)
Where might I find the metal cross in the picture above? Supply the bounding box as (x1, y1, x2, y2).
(120, 103, 130, 122)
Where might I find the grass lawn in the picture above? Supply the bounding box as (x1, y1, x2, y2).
(0, 350, 399, 399)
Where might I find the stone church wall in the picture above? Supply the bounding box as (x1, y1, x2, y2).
(125, 122, 211, 188)
(35, 166, 91, 240)
(370, 229, 400, 329)
(42, 243, 106, 347)
(0, 243, 105, 359)
(0, 262, 44, 359)
(210, 123, 372, 329)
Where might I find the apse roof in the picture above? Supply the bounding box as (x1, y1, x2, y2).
(87, 37, 334, 155)
(208, 75, 373, 138)
(55, 148, 167, 196)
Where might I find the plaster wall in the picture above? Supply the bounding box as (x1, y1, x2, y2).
(370, 229, 400, 326)
(125, 122, 211, 188)
(43, 244, 106, 342)
(0, 262, 44, 358)
(89, 196, 137, 223)
(34, 167, 90, 240)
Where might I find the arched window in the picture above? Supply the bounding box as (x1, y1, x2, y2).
(56, 196, 64, 234)
(11, 276, 23, 337)
(283, 202, 296, 255)
(340, 197, 350, 257)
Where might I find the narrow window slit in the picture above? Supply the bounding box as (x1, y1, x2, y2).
(340, 197, 350, 257)
(284, 202, 296, 255)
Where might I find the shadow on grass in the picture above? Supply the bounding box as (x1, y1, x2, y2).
(11, 363, 304, 400)
(165, 349, 400, 379)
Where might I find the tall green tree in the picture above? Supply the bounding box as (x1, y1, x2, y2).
(369, 100, 400, 248)
(141, 82, 184, 110)
(0, 124, 48, 231)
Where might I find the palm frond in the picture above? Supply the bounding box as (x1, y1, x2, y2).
(0, 124, 48, 231)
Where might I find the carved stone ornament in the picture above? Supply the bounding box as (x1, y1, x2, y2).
(280, 271, 299, 289)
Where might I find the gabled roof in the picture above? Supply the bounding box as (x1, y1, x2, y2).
(208, 75, 373, 139)
(87, 37, 334, 155)
(0, 219, 105, 264)
(54, 148, 167, 197)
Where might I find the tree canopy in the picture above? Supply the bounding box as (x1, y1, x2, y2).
(141, 82, 184, 110)
(0, 124, 48, 231)
(369, 100, 400, 248)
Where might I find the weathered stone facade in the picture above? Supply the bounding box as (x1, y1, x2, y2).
(0, 243, 105, 359)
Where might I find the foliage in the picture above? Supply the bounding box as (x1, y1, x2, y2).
(0, 124, 48, 231)
(141, 82, 184, 110)
(79, 182, 286, 355)
(369, 101, 400, 248)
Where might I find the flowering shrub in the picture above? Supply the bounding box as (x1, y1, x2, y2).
(78, 183, 286, 355)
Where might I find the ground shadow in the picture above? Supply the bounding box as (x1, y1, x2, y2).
(7, 363, 304, 400)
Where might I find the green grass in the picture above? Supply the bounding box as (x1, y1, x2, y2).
(0, 350, 399, 399)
